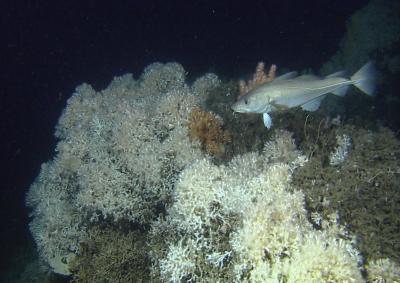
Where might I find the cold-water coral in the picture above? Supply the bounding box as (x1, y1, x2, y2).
(191, 72, 221, 105)
(25, 62, 218, 275)
(150, 130, 362, 282)
(238, 62, 276, 97)
(26, 160, 86, 275)
(293, 124, 400, 274)
(329, 133, 352, 166)
(27, 61, 380, 282)
(188, 106, 231, 156)
(69, 227, 149, 282)
(366, 258, 400, 282)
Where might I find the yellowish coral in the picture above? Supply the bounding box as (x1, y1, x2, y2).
(284, 234, 362, 282)
(230, 166, 362, 282)
(366, 258, 400, 283)
(155, 130, 363, 282)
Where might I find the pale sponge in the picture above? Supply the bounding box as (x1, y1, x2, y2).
(154, 130, 363, 282)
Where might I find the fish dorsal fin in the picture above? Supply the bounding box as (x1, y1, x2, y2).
(326, 70, 346, 78)
(301, 96, 324, 112)
(297, 74, 320, 81)
(274, 71, 298, 81)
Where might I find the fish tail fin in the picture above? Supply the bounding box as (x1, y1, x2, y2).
(351, 61, 377, 96)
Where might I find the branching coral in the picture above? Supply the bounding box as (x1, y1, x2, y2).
(188, 106, 231, 156)
(238, 62, 276, 97)
(366, 258, 400, 282)
(293, 124, 400, 275)
(69, 227, 149, 282)
(26, 60, 389, 282)
(329, 133, 352, 166)
(26, 62, 208, 275)
(151, 130, 362, 282)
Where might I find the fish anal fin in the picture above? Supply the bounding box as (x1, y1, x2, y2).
(332, 85, 349, 97)
(301, 96, 324, 112)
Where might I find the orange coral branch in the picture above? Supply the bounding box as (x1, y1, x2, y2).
(238, 62, 277, 98)
(188, 107, 231, 156)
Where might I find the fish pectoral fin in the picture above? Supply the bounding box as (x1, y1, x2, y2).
(301, 96, 324, 112)
(263, 113, 273, 128)
(270, 102, 289, 111)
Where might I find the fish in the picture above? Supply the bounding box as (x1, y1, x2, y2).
(231, 61, 376, 128)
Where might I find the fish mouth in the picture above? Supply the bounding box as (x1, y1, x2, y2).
(231, 104, 247, 113)
(232, 105, 267, 114)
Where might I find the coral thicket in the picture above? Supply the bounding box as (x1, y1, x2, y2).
(25, 62, 214, 275)
(69, 228, 149, 282)
(150, 130, 362, 282)
(293, 124, 400, 282)
(188, 106, 231, 156)
(25, 60, 399, 282)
